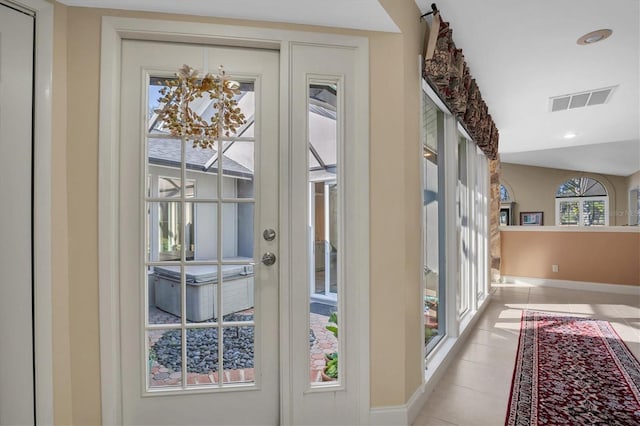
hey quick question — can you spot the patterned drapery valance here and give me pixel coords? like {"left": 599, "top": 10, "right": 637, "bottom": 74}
{"left": 423, "top": 12, "right": 499, "bottom": 160}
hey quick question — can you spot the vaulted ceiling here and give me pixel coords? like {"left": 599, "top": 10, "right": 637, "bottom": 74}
{"left": 416, "top": 0, "right": 639, "bottom": 176}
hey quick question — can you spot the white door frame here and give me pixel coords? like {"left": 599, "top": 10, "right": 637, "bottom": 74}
{"left": 98, "top": 17, "right": 369, "bottom": 425}
{"left": 1, "top": 0, "right": 54, "bottom": 424}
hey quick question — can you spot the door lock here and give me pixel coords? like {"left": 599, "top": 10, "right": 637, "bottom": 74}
{"left": 261, "top": 252, "right": 277, "bottom": 266}
{"left": 263, "top": 228, "right": 276, "bottom": 241}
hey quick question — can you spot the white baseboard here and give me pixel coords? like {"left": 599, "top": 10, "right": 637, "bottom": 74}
{"left": 369, "top": 383, "right": 426, "bottom": 426}
{"left": 500, "top": 276, "right": 640, "bottom": 295}
{"left": 369, "top": 295, "right": 493, "bottom": 425}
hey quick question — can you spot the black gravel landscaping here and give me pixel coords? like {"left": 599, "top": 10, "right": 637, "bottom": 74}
{"left": 151, "top": 313, "right": 254, "bottom": 374}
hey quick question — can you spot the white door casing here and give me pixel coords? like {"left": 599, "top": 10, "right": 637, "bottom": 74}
{"left": 99, "top": 17, "right": 369, "bottom": 425}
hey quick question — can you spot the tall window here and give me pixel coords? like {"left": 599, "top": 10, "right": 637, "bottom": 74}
{"left": 457, "top": 137, "right": 489, "bottom": 318}
{"left": 555, "top": 177, "right": 609, "bottom": 226}
{"left": 307, "top": 82, "right": 342, "bottom": 385}
{"left": 422, "top": 92, "right": 446, "bottom": 353}
{"left": 421, "top": 83, "right": 490, "bottom": 367}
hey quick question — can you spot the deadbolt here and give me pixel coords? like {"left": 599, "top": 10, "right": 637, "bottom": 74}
{"left": 261, "top": 252, "right": 277, "bottom": 266}
{"left": 263, "top": 228, "right": 276, "bottom": 241}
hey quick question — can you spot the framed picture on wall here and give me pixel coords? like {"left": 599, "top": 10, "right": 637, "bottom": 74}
{"left": 520, "top": 211, "right": 543, "bottom": 226}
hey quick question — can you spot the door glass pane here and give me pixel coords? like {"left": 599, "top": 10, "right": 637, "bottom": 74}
{"left": 222, "top": 203, "right": 254, "bottom": 261}
{"left": 149, "top": 265, "right": 182, "bottom": 324}
{"left": 222, "top": 326, "right": 255, "bottom": 384}
{"left": 147, "top": 201, "right": 183, "bottom": 262}
{"left": 308, "top": 83, "right": 340, "bottom": 385}
{"left": 221, "top": 265, "right": 254, "bottom": 320}
{"left": 148, "top": 329, "right": 182, "bottom": 389}
{"left": 187, "top": 202, "right": 217, "bottom": 262}
{"left": 186, "top": 328, "right": 218, "bottom": 386}
{"left": 145, "top": 75, "right": 258, "bottom": 391}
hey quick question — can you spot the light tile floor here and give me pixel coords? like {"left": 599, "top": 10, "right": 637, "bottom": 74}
{"left": 413, "top": 284, "right": 640, "bottom": 426}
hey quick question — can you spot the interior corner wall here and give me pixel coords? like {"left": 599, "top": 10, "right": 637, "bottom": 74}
{"left": 65, "top": 6, "right": 103, "bottom": 425}
{"left": 59, "top": 2, "right": 427, "bottom": 422}
{"left": 372, "top": 0, "right": 425, "bottom": 407}
{"left": 51, "top": 1, "right": 73, "bottom": 424}
{"left": 501, "top": 162, "right": 630, "bottom": 226}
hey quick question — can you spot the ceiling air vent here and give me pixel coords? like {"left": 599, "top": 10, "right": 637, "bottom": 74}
{"left": 550, "top": 86, "right": 616, "bottom": 112}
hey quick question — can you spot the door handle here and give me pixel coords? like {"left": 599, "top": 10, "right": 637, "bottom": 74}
{"left": 261, "top": 252, "right": 277, "bottom": 266}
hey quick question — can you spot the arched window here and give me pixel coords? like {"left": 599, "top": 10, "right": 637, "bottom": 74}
{"left": 555, "top": 177, "right": 609, "bottom": 226}
{"left": 500, "top": 184, "right": 510, "bottom": 202}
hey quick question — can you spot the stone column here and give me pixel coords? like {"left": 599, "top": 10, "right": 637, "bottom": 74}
{"left": 489, "top": 156, "right": 501, "bottom": 283}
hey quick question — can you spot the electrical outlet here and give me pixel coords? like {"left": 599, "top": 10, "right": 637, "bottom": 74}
{"left": 552, "top": 264, "right": 559, "bottom": 273}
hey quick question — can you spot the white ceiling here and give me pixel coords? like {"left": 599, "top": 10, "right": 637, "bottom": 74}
{"left": 416, "top": 0, "right": 639, "bottom": 176}
{"left": 61, "top": 0, "right": 639, "bottom": 176}
{"left": 57, "top": 0, "right": 400, "bottom": 32}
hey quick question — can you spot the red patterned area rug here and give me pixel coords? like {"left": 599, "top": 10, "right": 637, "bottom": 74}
{"left": 506, "top": 311, "right": 640, "bottom": 426}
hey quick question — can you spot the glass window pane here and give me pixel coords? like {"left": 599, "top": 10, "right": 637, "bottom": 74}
{"left": 308, "top": 83, "right": 340, "bottom": 386}
{"left": 457, "top": 137, "right": 470, "bottom": 317}
{"left": 500, "top": 184, "right": 510, "bottom": 202}
{"left": 583, "top": 200, "right": 606, "bottom": 226}
{"left": 559, "top": 201, "right": 579, "bottom": 225}
{"left": 424, "top": 152, "right": 440, "bottom": 348}
{"left": 556, "top": 177, "right": 607, "bottom": 197}
{"left": 422, "top": 93, "right": 445, "bottom": 354}
{"left": 422, "top": 91, "right": 438, "bottom": 152}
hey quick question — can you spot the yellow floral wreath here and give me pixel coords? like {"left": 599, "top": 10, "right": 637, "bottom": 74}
{"left": 157, "top": 64, "right": 247, "bottom": 149}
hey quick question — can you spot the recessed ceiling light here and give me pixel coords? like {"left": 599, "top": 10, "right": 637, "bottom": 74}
{"left": 577, "top": 29, "right": 612, "bottom": 45}
{"left": 563, "top": 132, "right": 577, "bottom": 139}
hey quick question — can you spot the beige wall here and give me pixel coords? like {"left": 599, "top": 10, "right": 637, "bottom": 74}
{"left": 501, "top": 163, "right": 630, "bottom": 226}
{"left": 52, "top": 1, "right": 426, "bottom": 423}
{"left": 52, "top": 2, "right": 73, "bottom": 424}
{"left": 501, "top": 230, "right": 640, "bottom": 285}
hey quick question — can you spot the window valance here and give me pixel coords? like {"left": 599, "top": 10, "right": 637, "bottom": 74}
{"left": 423, "top": 12, "right": 499, "bottom": 160}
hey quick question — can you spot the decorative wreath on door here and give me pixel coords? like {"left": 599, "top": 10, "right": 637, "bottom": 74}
{"left": 157, "top": 64, "right": 247, "bottom": 149}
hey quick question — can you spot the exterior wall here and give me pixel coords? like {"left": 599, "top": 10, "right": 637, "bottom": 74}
{"left": 54, "top": 1, "right": 426, "bottom": 423}
{"left": 501, "top": 228, "right": 640, "bottom": 286}
{"left": 501, "top": 162, "right": 630, "bottom": 226}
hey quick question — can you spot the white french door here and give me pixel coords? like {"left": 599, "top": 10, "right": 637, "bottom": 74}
{"left": 0, "top": 3, "right": 35, "bottom": 425}
{"left": 119, "top": 40, "right": 279, "bottom": 424}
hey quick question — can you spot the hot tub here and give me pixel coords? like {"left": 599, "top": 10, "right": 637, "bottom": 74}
{"left": 151, "top": 259, "right": 254, "bottom": 322}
